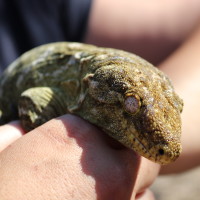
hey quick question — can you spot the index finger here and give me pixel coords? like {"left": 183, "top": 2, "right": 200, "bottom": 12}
{"left": 0, "top": 121, "right": 25, "bottom": 152}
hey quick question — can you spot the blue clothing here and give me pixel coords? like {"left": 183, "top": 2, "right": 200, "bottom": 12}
{"left": 0, "top": 0, "right": 92, "bottom": 73}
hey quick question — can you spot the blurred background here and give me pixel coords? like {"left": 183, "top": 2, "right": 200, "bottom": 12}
{"left": 151, "top": 166, "right": 200, "bottom": 200}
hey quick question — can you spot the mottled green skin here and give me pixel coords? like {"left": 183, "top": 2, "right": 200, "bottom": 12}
{"left": 0, "top": 42, "right": 183, "bottom": 164}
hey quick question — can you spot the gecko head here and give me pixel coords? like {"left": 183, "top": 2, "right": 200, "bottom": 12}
{"left": 86, "top": 59, "right": 183, "bottom": 164}
{"left": 122, "top": 90, "right": 183, "bottom": 165}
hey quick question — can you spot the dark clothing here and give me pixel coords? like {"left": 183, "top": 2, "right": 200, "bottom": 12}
{"left": 0, "top": 0, "right": 92, "bottom": 73}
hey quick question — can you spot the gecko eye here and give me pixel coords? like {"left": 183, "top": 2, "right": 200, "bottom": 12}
{"left": 124, "top": 94, "right": 141, "bottom": 114}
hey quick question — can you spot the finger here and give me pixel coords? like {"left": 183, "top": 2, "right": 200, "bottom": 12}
{"left": 56, "top": 114, "right": 160, "bottom": 199}
{"left": 133, "top": 157, "right": 160, "bottom": 198}
{"left": 0, "top": 115, "right": 103, "bottom": 199}
{"left": 55, "top": 114, "right": 142, "bottom": 199}
{"left": 0, "top": 114, "right": 146, "bottom": 200}
{"left": 0, "top": 121, "right": 24, "bottom": 152}
{"left": 58, "top": 115, "right": 160, "bottom": 199}
{"left": 135, "top": 189, "right": 155, "bottom": 200}
{"left": 0, "top": 115, "right": 159, "bottom": 199}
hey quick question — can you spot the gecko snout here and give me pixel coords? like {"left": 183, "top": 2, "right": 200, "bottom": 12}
{"left": 149, "top": 143, "right": 182, "bottom": 165}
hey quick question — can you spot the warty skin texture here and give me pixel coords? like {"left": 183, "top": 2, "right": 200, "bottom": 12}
{"left": 0, "top": 42, "right": 183, "bottom": 164}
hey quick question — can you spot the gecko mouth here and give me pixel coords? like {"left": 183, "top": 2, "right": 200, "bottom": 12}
{"left": 129, "top": 133, "right": 181, "bottom": 165}
{"left": 129, "top": 135, "right": 153, "bottom": 161}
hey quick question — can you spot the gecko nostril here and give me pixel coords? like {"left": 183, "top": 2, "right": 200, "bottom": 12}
{"left": 158, "top": 148, "right": 165, "bottom": 155}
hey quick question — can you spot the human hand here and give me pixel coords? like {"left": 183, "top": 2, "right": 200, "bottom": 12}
{"left": 0, "top": 115, "right": 159, "bottom": 200}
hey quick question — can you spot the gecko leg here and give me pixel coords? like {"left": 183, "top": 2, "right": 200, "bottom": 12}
{"left": 18, "top": 87, "right": 67, "bottom": 132}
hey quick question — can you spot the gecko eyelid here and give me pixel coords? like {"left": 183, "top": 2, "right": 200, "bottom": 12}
{"left": 124, "top": 94, "right": 141, "bottom": 114}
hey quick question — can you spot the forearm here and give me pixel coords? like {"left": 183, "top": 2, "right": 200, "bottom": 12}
{"left": 159, "top": 25, "right": 200, "bottom": 174}
{"left": 85, "top": 0, "right": 200, "bottom": 64}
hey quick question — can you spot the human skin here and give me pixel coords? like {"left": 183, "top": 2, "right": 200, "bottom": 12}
{"left": 85, "top": 0, "right": 200, "bottom": 65}
{"left": 0, "top": 115, "right": 159, "bottom": 200}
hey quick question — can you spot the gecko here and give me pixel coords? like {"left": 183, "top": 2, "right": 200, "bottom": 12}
{"left": 0, "top": 42, "right": 183, "bottom": 164}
